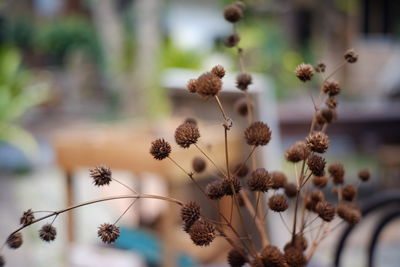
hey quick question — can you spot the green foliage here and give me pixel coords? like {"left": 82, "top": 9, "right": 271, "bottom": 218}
{"left": 160, "top": 38, "right": 203, "bottom": 70}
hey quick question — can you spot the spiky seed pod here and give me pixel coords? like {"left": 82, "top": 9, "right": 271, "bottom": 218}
{"left": 234, "top": 97, "right": 252, "bottom": 117}
{"left": 326, "top": 97, "right": 338, "bottom": 109}
{"left": 248, "top": 168, "right": 270, "bottom": 192}
{"left": 222, "top": 177, "right": 241, "bottom": 195}
{"left": 284, "top": 235, "right": 308, "bottom": 252}
{"left": 342, "top": 184, "right": 357, "bottom": 201}
{"left": 20, "top": 209, "right": 35, "bottom": 226}
{"left": 224, "top": 33, "right": 240, "bottom": 47}
{"left": 211, "top": 65, "right": 226, "bottom": 79}
{"left": 260, "top": 245, "right": 286, "bottom": 267}
{"left": 206, "top": 181, "right": 225, "bottom": 200}
{"left": 323, "top": 80, "right": 341, "bottom": 96}
{"left": 284, "top": 182, "right": 298, "bottom": 198}
{"left": 344, "top": 49, "right": 358, "bottom": 63}
{"left": 150, "top": 139, "right": 171, "bottom": 160}
{"left": 244, "top": 121, "right": 271, "bottom": 146}
{"left": 236, "top": 73, "right": 252, "bottom": 91}
{"left": 97, "top": 223, "right": 120, "bottom": 244}
{"left": 315, "top": 62, "right": 326, "bottom": 73}
{"left": 284, "top": 247, "right": 307, "bottom": 267}
{"left": 312, "top": 175, "right": 328, "bottom": 188}
{"left": 306, "top": 191, "right": 325, "bottom": 212}
{"left": 328, "top": 163, "right": 345, "bottom": 185}
{"left": 6, "top": 232, "right": 23, "bottom": 249}
{"left": 192, "top": 157, "right": 206, "bottom": 173}
{"left": 306, "top": 132, "right": 329, "bottom": 153}
{"left": 285, "top": 141, "right": 310, "bottom": 163}
{"left": 89, "top": 165, "right": 112, "bottom": 186}
{"left": 233, "top": 163, "right": 249, "bottom": 178}
{"left": 337, "top": 204, "right": 361, "bottom": 225}
{"left": 0, "top": 255, "right": 4, "bottom": 267}
{"left": 175, "top": 122, "right": 200, "bottom": 148}
{"left": 39, "top": 224, "right": 57, "bottom": 242}
{"left": 184, "top": 117, "right": 197, "bottom": 125}
{"left": 196, "top": 72, "right": 222, "bottom": 98}
{"left": 307, "top": 154, "right": 326, "bottom": 177}
{"left": 316, "top": 201, "right": 335, "bottom": 222}
{"left": 187, "top": 79, "right": 197, "bottom": 93}
{"left": 270, "top": 171, "right": 287, "bottom": 189}
{"left": 227, "top": 249, "right": 247, "bottom": 267}
{"left": 322, "top": 108, "right": 336, "bottom": 123}
{"left": 295, "top": 63, "right": 314, "bottom": 82}
{"left": 358, "top": 168, "right": 370, "bottom": 182}
{"left": 188, "top": 220, "right": 216, "bottom": 246}
{"left": 224, "top": 4, "right": 243, "bottom": 23}
{"left": 269, "top": 194, "right": 289, "bottom": 212}
{"left": 181, "top": 201, "right": 201, "bottom": 230}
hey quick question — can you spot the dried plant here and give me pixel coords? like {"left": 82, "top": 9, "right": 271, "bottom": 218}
{"left": 0, "top": 2, "right": 371, "bottom": 267}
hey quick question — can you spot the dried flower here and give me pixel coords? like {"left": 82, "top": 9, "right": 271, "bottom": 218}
{"left": 306, "top": 190, "right": 325, "bottom": 212}
{"left": 236, "top": 73, "right": 252, "bottom": 91}
{"left": 285, "top": 141, "right": 310, "bottom": 163}
{"left": 323, "top": 80, "right": 340, "bottom": 96}
{"left": 248, "top": 168, "right": 270, "bottom": 192}
{"left": 187, "top": 79, "right": 197, "bottom": 93}
{"left": 269, "top": 194, "right": 288, "bottom": 212}
{"left": 181, "top": 201, "right": 201, "bottom": 230}
{"left": 342, "top": 184, "right": 357, "bottom": 201}
{"left": 233, "top": 163, "right": 249, "bottom": 178}
{"left": 337, "top": 204, "right": 361, "bottom": 225}
{"left": 196, "top": 72, "right": 222, "bottom": 98}
{"left": 307, "top": 154, "right": 326, "bottom": 177}
{"left": 20, "top": 209, "right": 35, "bottom": 226}
{"left": 295, "top": 63, "right": 314, "bottom": 82}
{"left": 150, "top": 138, "right": 171, "bottom": 160}
{"left": 328, "top": 163, "right": 345, "bottom": 185}
{"left": 316, "top": 201, "right": 335, "bottom": 222}
{"left": 344, "top": 49, "right": 358, "bottom": 63}
{"left": 312, "top": 175, "right": 328, "bottom": 188}
{"left": 270, "top": 171, "right": 287, "bottom": 189}
{"left": 98, "top": 223, "right": 120, "bottom": 244}
{"left": 260, "top": 245, "right": 286, "bottom": 267}
{"left": 227, "top": 249, "right": 247, "bottom": 267}
{"left": 6, "top": 232, "right": 23, "bottom": 249}
{"left": 315, "top": 62, "right": 326, "bottom": 73}
{"left": 175, "top": 122, "right": 200, "bottom": 148}
{"left": 284, "top": 247, "right": 307, "bottom": 267}
{"left": 39, "top": 224, "right": 57, "bottom": 242}
{"left": 206, "top": 181, "right": 225, "bottom": 200}
{"left": 235, "top": 97, "right": 251, "bottom": 117}
{"left": 306, "top": 132, "right": 329, "bottom": 153}
{"left": 90, "top": 165, "right": 112, "bottom": 186}
{"left": 244, "top": 121, "right": 271, "bottom": 146}
{"left": 284, "top": 182, "right": 298, "bottom": 198}
{"left": 188, "top": 220, "right": 216, "bottom": 246}
{"left": 211, "top": 65, "right": 226, "bottom": 79}
{"left": 224, "top": 4, "right": 243, "bottom": 23}
{"left": 222, "top": 177, "right": 242, "bottom": 196}
{"left": 224, "top": 33, "right": 240, "bottom": 47}
{"left": 326, "top": 97, "right": 338, "bottom": 109}
{"left": 284, "top": 235, "right": 308, "bottom": 252}
{"left": 192, "top": 157, "right": 206, "bottom": 173}
{"left": 358, "top": 168, "right": 370, "bottom": 182}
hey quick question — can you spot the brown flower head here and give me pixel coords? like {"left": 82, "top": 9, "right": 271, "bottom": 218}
{"left": 269, "top": 194, "right": 289, "bottom": 212}
{"left": 187, "top": 79, "right": 197, "bottom": 93}
{"left": 244, "top": 121, "right": 271, "bottom": 146}
{"left": 315, "top": 62, "right": 326, "bottom": 73}
{"left": 326, "top": 97, "right": 338, "bottom": 109}
{"left": 358, "top": 168, "right": 370, "bottom": 182}
{"left": 227, "top": 249, "right": 247, "bottom": 267}
{"left": 196, "top": 72, "right": 222, "bottom": 98}
{"left": 342, "top": 184, "right": 357, "bottom": 201}
{"left": 285, "top": 141, "right": 310, "bottom": 163}
{"left": 306, "top": 190, "right": 325, "bottom": 212}
{"left": 270, "top": 171, "right": 287, "bottom": 189}
{"left": 150, "top": 138, "right": 171, "bottom": 160}
{"left": 260, "top": 245, "right": 286, "bottom": 267}
{"left": 211, "top": 65, "right": 226, "bottom": 79}
{"left": 235, "top": 97, "right": 252, "bottom": 117}
{"left": 295, "top": 63, "right": 314, "bottom": 82}
{"left": 344, "top": 49, "right": 358, "bottom": 63}
{"left": 284, "top": 235, "right": 308, "bottom": 252}
{"left": 316, "top": 108, "right": 336, "bottom": 125}
{"left": 224, "top": 33, "right": 240, "bottom": 47}
{"left": 236, "top": 73, "right": 252, "bottom": 91}
{"left": 7, "top": 232, "right": 23, "bottom": 249}
{"left": 307, "top": 154, "right": 326, "bottom": 177}
{"left": 98, "top": 223, "right": 120, "bottom": 244}
{"left": 175, "top": 122, "right": 200, "bottom": 148}
{"left": 337, "top": 204, "right": 361, "bottom": 225}
{"left": 192, "top": 157, "right": 206, "bottom": 173}
{"left": 181, "top": 201, "right": 201, "bottom": 230}
{"left": 316, "top": 201, "right": 335, "bottom": 222}
{"left": 224, "top": 4, "right": 243, "bottom": 23}
{"left": 248, "top": 168, "right": 270, "bottom": 192}
{"left": 233, "top": 163, "right": 249, "bottom": 178}
{"left": 0, "top": 255, "right": 4, "bottom": 267}
{"left": 222, "top": 176, "right": 242, "bottom": 196}
{"left": 90, "top": 165, "right": 112, "bottom": 186}
{"left": 284, "top": 247, "right": 307, "bottom": 267}
{"left": 39, "top": 224, "right": 57, "bottom": 242}
{"left": 284, "top": 182, "right": 298, "bottom": 198}
{"left": 206, "top": 181, "right": 225, "bottom": 200}
{"left": 312, "top": 175, "right": 328, "bottom": 188}
{"left": 328, "top": 163, "right": 345, "bottom": 185}
{"left": 323, "top": 80, "right": 341, "bottom": 96}
{"left": 20, "top": 209, "right": 35, "bottom": 226}
{"left": 306, "top": 132, "right": 329, "bottom": 153}
{"left": 188, "top": 220, "right": 216, "bottom": 246}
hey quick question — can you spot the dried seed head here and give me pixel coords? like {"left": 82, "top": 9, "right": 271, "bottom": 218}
{"left": 260, "top": 245, "right": 286, "bottom": 267}
{"left": 284, "top": 235, "right": 308, "bottom": 252}
{"left": 222, "top": 176, "right": 242, "bottom": 196}
{"left": 306, "top": 132, "right": 329, "bottom": 153}
{"left": 312, "top": 175, "right": 328, "bottom": 188}
{"left": 181, "top": 201, "right": 201, "bottom": 230}
{"left": 328, "top": 163, "right": 345, "bottom": 185}
{"left": 270, "top": 171, "right": 287, "bottom": 189}
{"left": 244, "top": 121, "right": 271, "bottom": 146}
{"left": 284, "top": 247, "right": 307, "bottom": 267}
{"left": 295, "top": 63, "right": 314, "bottom": 82}
{"left": 184, "top": 117, "right": 197, "bottom": 125}
{"left": 175, "top": 122, "right": 200, "bottom": 148}
{"left": 315, "top": 62, "right": 326, "bottom": 73}
{"left": 211, "top": 65, "right": 226, "bottom": 79}
{"left": 39, "top": 224, "right": 57, "bottom": 242}
{"left": 268, "top": 194, "right": 289, "bottom": 212}
{"left": 236, "top": 73, "right": 252, "bottom": 91}
{"left": 97, "top": 223, "right": 120, "bottom": 244}
{"left": 150, "top": 138, "right": 171, "bottom": 160}
{"left": 206, "top": 181, "right": 225, "bottom": 200}
{"left": 307, "top": 154, "right": 326, "bottom": 177}
{"left": 323, "top": 80, "right": 341, "bottom": 96}
{"left": 235, "top": 97, "right": 252, "bottom": 117}
{"left": 188, "top": 220, "right": 216, "bottom": 246}
{"left": 227, "top": 249, "right": 247, "bottom": 267}
{"left": 337, "top": 204, "right": 361, "bottom": 225}
{"left": 342, "top": 184, "right": 357, "bottom": 201}
{"left": 316, "top": 108, "right": 336, "bottom": 125}
{"left": 358, "top": 168, "right": 370, "bottom": 182}
{"left": 90, "top": 165, "right": 112, "bottom": 186}
{"left": 248, "top": 168, "right": 270, "bottom": 192}
{"left": 20, "top": 209, "right": 35, "bottom": 226}
{"left": 326, "top": 97, "right": 338, "bottom": 109}
{"left": 284, "top": 182, "right": 298, "bottom": 198}
{"left": 187, "top": 79, "right": 197, "bottom": 93}
{"left": 316, "top": 201, "right": 335, "bottom": 222}
{"left": 285, "top": 141, "right": 310, "bottom": 163}
{"left": 0, "top": 255, "right": 4, "bottom": 267}
{"left": 344, "top": 49, "right": 358, "bottom": 63}
{"left": 196, "top": 72, "right": 222, "bottom": 98}
{"left": 224, "top": 4, "right": 243, "bottom": 23}
{"left": 192, "top": 157, "right": 206, "bottom": 173}
{"left": 233, "top": 163, "right": 249, "bottom": 178}
{"left": 7, "top": 232, "right": 23, "bottom": 249}
{"left": 306, "top": 190, "right": 325, "bottom": 212}
{"left": 224, "top": 33, "right": 240, "bottom": 47}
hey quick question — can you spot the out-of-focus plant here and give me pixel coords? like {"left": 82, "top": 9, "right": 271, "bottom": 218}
{"left": 0, "top": 46, "right": 47, "bottom": 155}
{"left": 161, "top": 38, "right": 203, "bottom": 70}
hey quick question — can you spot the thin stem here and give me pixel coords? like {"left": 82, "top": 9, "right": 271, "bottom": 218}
{"left": 233, "top": 146, "right": 257, "bottom": 176}
{"left": 279, "top": 213, "right": 291, "bottom": 234}
{"left": 114, "top": 199, "right": 138, "bottom": 225}
{"left": 214, "top": 95, "right": 231, "bottom": 128}
{"left": 194, "top": 144, "right": 227, "bottom": 177}
{"left": 112, "top": 178, "right": 138, "bottom": 194}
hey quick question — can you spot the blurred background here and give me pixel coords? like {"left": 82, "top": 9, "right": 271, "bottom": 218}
{"left": 0, "top": 0, "right": 400, "bottom": 266}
